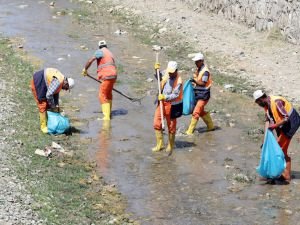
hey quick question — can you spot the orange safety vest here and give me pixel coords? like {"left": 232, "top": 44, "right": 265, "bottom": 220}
{"left": 265, "top": 96, "right": 293, "bottom": 123}
{"left": 97, "top": 47, "right": 117, "bottom": 80}
{"left": 193, "top": 65, "right": 212, "bottom": 89}
{"left": 161, "top": 73, "right": 183, "bottom": 104}
{"left": 44, "top": 68, "right": 65, "bottom": 94}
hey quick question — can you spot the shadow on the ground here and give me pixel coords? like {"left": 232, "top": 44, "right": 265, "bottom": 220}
{"left": 175, "top": 140, "right": 197, "bottom": 149}
{"left": 196, "top": 126, "right": 222, "bottom": 134}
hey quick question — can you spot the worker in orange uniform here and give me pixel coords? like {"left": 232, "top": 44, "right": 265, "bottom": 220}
{"left": 82, "top": 40, "right": 117, "bottom": 120}
{"left": 31, "top": 68, "right": 75, "bottom": 133}
{"left": 152, "top": 61, "right": 183, "bottom": 155}
{"left": 186, "top": 52, "right": 214, "bottom": 134}
{"left": 253, "top": 90, "right": 300, "bottom": 182}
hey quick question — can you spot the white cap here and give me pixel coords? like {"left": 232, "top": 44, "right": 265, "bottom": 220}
{"left": 192, "top": 52, "right": 204, "bottom": 61}
{"left": 253, "top": 90, "right": 264, "bottom": 101}
{"left": 98, "top": 40, "right": 107, "bottom": 47}
{"left": 166, "top": 61, "right": 178, "bottom": 73}
{"left": 67, "top": 78, "right": 75, "bottom": 89}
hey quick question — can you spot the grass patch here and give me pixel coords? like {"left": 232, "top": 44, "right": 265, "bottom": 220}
{"left": 0, "top": 37, "right": 134, "bottom": 225}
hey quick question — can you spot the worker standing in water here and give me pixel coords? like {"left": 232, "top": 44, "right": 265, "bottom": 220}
{"left": 152, "top": 61, "right": 183, "bottom": 155}
{"left": 185, "top": 52, "right": 214, "bottom": 134}
{"left": 253, "top": 90, "right": 300, "bottom": 183}
{"left": 82, "top": 40, "right": 117, "bottom": 120}
{"left": 30, "top": 68, "right": 74, "bottom": 133}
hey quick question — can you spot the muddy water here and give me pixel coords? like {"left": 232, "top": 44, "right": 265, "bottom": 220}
{"left": 1, "top": 1, "right": 300, "bottom": 224}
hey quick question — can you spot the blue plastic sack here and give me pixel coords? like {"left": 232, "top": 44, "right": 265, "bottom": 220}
{"left": 47, "top": 111, "right": 70, "bottom": 134}
{"left": 182, "top": 80, "right": 195, "bottom": 115}
{"left": 256, "top": 130, "right": 286, "bottom": 178}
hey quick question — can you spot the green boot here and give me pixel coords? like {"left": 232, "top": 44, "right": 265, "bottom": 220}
{"left": 152, "top": 130, "right": 164, "bottom": 152}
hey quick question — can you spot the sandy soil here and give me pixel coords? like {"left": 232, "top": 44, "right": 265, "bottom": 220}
{"left": 108, "top": 0, "right": 300, "bottom": 103}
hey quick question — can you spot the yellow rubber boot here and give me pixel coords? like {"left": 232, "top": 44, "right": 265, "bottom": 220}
{"left": 39, "top": 112, "right": 48, "bottom": 133}
{"left": 166, "top": 133, "right": 175, "bottom": 155}
{"left": 152, "top": 130, "right": 164, "bottom": 152}
{"left": 100, "top": 103, "right": 111, "bottom": 121}
{"left": 108, "top": 100, "right": 112, "bottom": 111}
{"left": 185, "top": 117, "right": 198, "bottom": 135}
{"left": 202, "top": 113, "right": 214, "bottom": 131}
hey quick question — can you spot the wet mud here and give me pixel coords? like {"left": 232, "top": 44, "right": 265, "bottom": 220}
{"left": 1, "top": 1, "right": 300, "bottom": 224}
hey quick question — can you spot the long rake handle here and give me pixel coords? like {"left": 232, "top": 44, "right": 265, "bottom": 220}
{"left": 86, "top": 74, "right": 139, "bottom": 102}
{"left": 155, "top": 53, "right": 165, "bottom": 130}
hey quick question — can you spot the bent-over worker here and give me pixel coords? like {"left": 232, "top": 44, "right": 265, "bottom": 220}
{"left": 31, "top": 68, "right": 74, "bottom": 133}
{"left": 152, "top": 61, "right": 183, "bottom": 155}
{"left": 82, "top": 40, "right": 117, "bottom": 120}
{"left": 253, "top": 90, "right": 300, "bottom": 182}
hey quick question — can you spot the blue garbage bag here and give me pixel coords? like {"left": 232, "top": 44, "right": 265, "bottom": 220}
{"left": 182, "top": 80, "right": 195, "bottom": 115}
{"left": 47, "top": 111, "right": 70, "bottom": 134}
{"left": 256, "top": 130, "right": 286, "bottom": 178}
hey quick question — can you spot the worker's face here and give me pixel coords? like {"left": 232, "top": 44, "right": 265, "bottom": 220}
{"left": 169, "top": 70, "right": 177, "bottom": 79}
{"left": 62, "top": 80, "right": 69, "bottom": 90}
{"left": 255, "top": 98, "right": 267, "bottom": 108}
{"left": 195, "top": 60, "right": 203, "bottom": 68}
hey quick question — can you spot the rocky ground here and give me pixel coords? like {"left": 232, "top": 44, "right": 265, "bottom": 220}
{"left": 0, "top": 75, "right": 41, "bottom": 224}
{"left": 103, "top": 0, "right": 300, "bottom": 103}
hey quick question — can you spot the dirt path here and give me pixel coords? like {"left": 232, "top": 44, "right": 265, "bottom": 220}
{"left": 107, "top": 0, "right": 300, "bottom": 103}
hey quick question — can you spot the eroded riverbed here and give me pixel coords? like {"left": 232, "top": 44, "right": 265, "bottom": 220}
{"left": 1, "top": 1, "right": 300, "bottom": 224}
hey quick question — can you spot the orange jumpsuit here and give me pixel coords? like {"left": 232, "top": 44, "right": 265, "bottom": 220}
{"left": 153, "top": 74, "right": 183, "bottom": 134}
{"left": 192, "top": 65, "right": 212, "bottom": 120}
{"left": 96, "top": 47, "right": 117, "bottom": 104}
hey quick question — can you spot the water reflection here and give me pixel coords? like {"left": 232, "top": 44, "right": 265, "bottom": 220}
{"left": 95, "top": 120, "right": 111, "bottom": 175}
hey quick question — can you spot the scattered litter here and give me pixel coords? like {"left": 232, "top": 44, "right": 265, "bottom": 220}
{"left": 35, "top": 148, "right": 52, "bottom": 157}
{"left": 49, "top": 1, "right": 55, "bottom": 7}
{"left": 57, "top": 162, "right": 66, "bottom": 168}
{"left": 52, "top": 141, "right": 62, "bottom": 149}
{"left": 114, "top": 29, "right": 127, "bottom": 35}
{"left": 233, "top": 173, "right": 252, "bottom": 183}
{"left": 86, "top": 0, "right": 93, "bottom": 3}
{"left": 146, "top": 78, "right": 153, "bottom": 82}
{"left": 80, "top": 45, "right": 88, "bottom": 50}
{"left": 284, "top": 209, "right": 293, "bottom": 215}
{"left": 17, "top": 44, "right": 23, "bottom": 49}
{"left": 152, "top": 45, "right": 163, "bottom": 51}
{"left": 57, "top": 57, "right": 65, "bottom": 61}
{"left": 225, "top": 165, "right": 232, "bottom": 169}
{"left": 119, "top": 138, "right": 129, "bottom": 141}
{"left": 224, "top": 84, "right": 235, "bottom": 89}
{"left": 132, "top": 56, "right": 140, "bottom": 59}
{"left": 18, "top": 5, "right": 28, "bottom": 9}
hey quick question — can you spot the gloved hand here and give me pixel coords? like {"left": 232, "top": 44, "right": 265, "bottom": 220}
{"left": 268, "top": 124, "right": 277, "bottom": 130}
{"left": 81, "top": 68, "right": 88, "bottom": 76}
{"left": 154, "top": 62, "right": 160, "bottom": 70}
{"left": 158, "top": 94, "right": 166, "bottom": 101}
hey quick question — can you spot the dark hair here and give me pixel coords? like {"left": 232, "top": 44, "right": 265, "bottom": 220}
{"left": 99, "top": 45, "right": 107, "bottom": 49}
{"left": 261, "top": 93, "right": 267, "bottom": 99}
